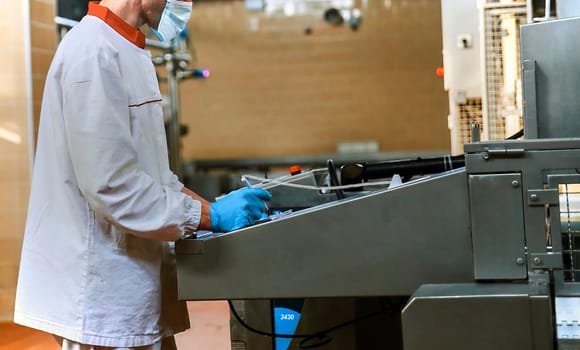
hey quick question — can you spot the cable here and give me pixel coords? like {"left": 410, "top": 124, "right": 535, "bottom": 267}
{"left": 228, "top": 300, "right": 308, "bottom": 338}
{"left": 228, "top": 299, "right": 389, "bottom": 349}
{"left": 297, "top": 301, "right": 387, "bottom": 349}
{"left": 506, "top": 128, "right": 524, "bottom": 140}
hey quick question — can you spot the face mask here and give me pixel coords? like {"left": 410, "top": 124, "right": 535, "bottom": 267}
{"left": 151, "top": 0, "right": 192, "bottom": 42}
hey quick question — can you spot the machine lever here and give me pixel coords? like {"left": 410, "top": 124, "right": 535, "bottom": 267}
{"left": 340, "top": 155, "right": 465, "bottom": 189}
{"left": 327, "top": 159, "right": 345, "bottom": 200}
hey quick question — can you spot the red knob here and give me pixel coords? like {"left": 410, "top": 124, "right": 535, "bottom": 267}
{"left": 289, "top": 165, "right": 302, "bottom": 175}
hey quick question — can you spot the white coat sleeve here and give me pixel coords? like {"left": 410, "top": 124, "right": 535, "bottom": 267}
{"left": 167, "top": 171, "right": 184, "bottom": 192}
{"left": 62, "top": 49, "right": 199, "bottom": 241}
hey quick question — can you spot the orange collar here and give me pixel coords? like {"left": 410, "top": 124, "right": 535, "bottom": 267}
{"left": 87, "top": 2, "right": 146, "bottom": 49}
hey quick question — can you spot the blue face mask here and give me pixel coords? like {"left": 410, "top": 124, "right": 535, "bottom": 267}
{"left": 151, "top": 0, "right": 192, "bottom": 42}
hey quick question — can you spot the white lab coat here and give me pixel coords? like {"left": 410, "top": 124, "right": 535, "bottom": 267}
{"left": 14, "top": 5, "right": 199, "bottom": 347}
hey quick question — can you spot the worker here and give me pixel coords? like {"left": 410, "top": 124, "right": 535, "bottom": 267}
{"left": 13, "top": 1, "right": 271, "bottom": 349}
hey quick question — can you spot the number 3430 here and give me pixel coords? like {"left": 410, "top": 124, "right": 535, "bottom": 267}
{"left": 279, "top": 313, "right": 296, "bottom": 321}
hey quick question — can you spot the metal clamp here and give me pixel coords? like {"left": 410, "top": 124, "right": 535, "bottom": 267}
{"left": 530, "top": 252, "right": 563, "bottom": 269}
{"left": 527, "top": 189, "right": 559, "bottom": 206}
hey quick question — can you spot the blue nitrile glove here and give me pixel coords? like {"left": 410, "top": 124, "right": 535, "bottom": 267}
{"left": 209, "top": 187, "right": 272, "bottom": 232}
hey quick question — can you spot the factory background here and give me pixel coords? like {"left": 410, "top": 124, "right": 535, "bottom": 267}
{"left": 0, "top": 0, "right": 448, "bottom": 324}
{"left": 4, "top": 0, "right": 568, "bottom": 349}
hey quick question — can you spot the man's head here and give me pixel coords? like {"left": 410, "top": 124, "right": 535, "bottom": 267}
{"left": 142, "top": 0, "right": 168, "bottom": 29}
{"left": 99, "top": 0, "right": 192, "bottom": 41}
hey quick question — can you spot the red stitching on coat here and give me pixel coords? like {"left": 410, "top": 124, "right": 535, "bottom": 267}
{"left": 129, "top": 99, "right": 162, "bottom": 107}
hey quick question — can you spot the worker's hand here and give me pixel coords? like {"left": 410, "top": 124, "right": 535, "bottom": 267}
{"left": 209, "top": 187, "right": 272, "bottom": 232}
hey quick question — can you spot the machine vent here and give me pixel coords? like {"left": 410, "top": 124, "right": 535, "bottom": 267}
{"left": 231, "top": 342, "right": 247, "bottom": 350}
{"left": 230, "top": 300, "right": 246, "bottom": 320}
{"left": 482, "top": 3, "right": 527, "bottom": 140}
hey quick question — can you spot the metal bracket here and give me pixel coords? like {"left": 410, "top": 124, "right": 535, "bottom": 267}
{"left": 523, "top": 60, "right": 538, "bottom": 139}
{"left": 530, "top": 252, "right": 563, "bottom": 269}
{"left": 527, "top": 189, "right": 559, "bottom": 206}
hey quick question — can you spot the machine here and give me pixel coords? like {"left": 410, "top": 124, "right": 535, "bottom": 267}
{"left": 175, "top": 16, "right": 580, "bottom": 350}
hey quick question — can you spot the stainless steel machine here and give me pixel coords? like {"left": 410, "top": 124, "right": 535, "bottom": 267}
{"left": 175, "top": 17, "right": 580, "bottom": 350}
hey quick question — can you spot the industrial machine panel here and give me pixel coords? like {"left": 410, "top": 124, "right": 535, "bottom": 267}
{"left": 402, "top": 283, "right": 552, "bottom": 350}
{"left": 521, "top": 17, "right": 580, "bottom": 139}
{"left": 176, "top": 170, "right": 474, "bottom": 300}
{"left": 469, "top": 173, "right": 527, "bottom": 280}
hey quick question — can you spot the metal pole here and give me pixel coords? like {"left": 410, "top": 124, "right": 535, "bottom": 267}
{"left": 165, "top": 52, "right": 183, "bottom": 179}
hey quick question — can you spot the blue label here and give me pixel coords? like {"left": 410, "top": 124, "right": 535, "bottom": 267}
{"left": 274, "top": 306, "right": 302, "bottom": 350}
